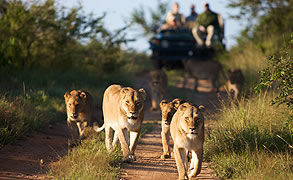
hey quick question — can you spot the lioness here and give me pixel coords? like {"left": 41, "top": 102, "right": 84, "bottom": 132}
{"left": 64, "top": 90, "right": 93, "bottom": 146}
{"left": 227, "top": 69, "right": 244, "bottom": 99}
{"left": 103, "top": 84, "right": 146, "bottom": 163}
{"left": 170, "top": 102, "right": 205, "bottom": 180}
{"left": 150, "top": 69, "right": 168, "bottom": 111}
{"left": 183, "top": 60, "right": 226, "bottom": 92}
{"left": 160, "top": 98, "right": 184, "bottom": 160}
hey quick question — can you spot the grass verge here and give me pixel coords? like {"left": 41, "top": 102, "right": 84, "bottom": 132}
{"left": 48, "top": 129, "right": 121, "bottom": 180}
{"left": 205, "top": 92, "right": 293, "bottom": 179}
{"left": 48, "top": 121, "right": 154, "bottom": 179}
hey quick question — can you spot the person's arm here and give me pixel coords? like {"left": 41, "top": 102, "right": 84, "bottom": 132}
{"left": 217, "top": 14, "right": 224, "bottom": 29}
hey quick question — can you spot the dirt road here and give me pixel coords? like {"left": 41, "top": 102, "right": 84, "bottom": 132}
{"left": 0, "top": 122, "right": 69, "bottom": 179}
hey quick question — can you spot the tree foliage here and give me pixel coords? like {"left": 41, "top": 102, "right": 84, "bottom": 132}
{"left": 130, "top": 0, "right": 169, "bottom": 36}
{"left": 228, "top": 0, "right": 291, "bottom": 19}
{"left": 0, "top": 0, "right": 131, "bottom": 71}
{"left": 255, "top": 34, "right": 293, "bottom": 109}
{"left": 228, "top": 0, "right": 293, "bottom": 54}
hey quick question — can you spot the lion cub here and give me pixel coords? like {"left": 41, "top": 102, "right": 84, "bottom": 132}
{"left": 170, "top": 102, "right": 205, "bottom": 180}
{"left": 103, "top": 84, "right": 146, "bottom": 163}
{"left": 150, "top": 69, "right": 168, "bottom": 111}
{"left": 64, "top": 90, "right": 93, "bottom": 146}
{"left": 159, "top": 98, "right": 184, "bottom": 160}
{"left": 227, "top": 69, "right": 244, "bottom": 99}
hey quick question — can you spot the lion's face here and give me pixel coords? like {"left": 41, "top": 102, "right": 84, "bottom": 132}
{"left": 120, "top": 87, "right": 146, "bottom": 122}
{"left": 64, "top": 90, "right": 87, "bottom": 121}
{"left": 160, "top": 98, "right": 184, "bottom": 125}
{"left": 150, "top": 70, "right": 164, "bottom": 90}
{"left": 178, "top": 103, "right": 205, "bottom": 137}
{"left": 160, "top": 101, "right": 176, "bottom": 125}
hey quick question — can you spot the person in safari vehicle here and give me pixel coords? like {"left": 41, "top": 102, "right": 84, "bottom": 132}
{"left": 161, "top": 2, "right": 185, "bottom": 30}
{"left": 192, "top": 2, "right": 223, "bottom": 47}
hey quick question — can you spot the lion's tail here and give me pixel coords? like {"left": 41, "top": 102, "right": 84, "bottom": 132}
{"left": 93, "top": 122, "right": 104, "bottom": 133}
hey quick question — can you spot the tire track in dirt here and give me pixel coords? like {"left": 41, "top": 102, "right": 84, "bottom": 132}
{"left": 119, "top": 72, "right": 220, "bottom": 180}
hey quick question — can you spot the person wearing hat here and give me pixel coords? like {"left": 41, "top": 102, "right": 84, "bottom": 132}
{"left": 192, "top": 3, "right": 221, "bottom": 47}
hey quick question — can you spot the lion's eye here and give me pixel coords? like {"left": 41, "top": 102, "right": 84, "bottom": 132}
{"left": 68, "top": 103, "right": 71, "bottom": 107}
{"left": 185, "top": 117, "right": 189, "bottom": 121}
{"left": 126, "top": 101, "right": 130, "bottom": 105}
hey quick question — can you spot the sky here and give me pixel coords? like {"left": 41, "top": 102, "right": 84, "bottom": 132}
{"left": 60, "top": 0, "right": 246, "bottom": 52}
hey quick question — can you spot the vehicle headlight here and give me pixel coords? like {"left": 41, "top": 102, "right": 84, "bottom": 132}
{"left": 188, "top": 50, "right": 193, "bottom": 56}
{"left": 161, "top": 40, "right": 169, "bottom": 48}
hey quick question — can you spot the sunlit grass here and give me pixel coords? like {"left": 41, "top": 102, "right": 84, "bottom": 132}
{"left": 48, "top": 122, "right": 154, "bottom": 179}
{"left": 205, "top": 92, "right": 293, "bottom": 179}
{"left": 48, "top": 129, "right": 122, "bottom": 180}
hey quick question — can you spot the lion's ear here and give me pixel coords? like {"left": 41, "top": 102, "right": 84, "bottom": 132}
{"left": 172, "top": 98, "right": 183, "bottom": 110}
{"left": 120, "top": 87, "right": 129, "bottom": 97}
{"left": 198, "top": 105, "right": 205, "bottom": 112}
{"left": 121, "top": 88, "right": 129, "bottom": 94}
{"left": 64, "top": 91, "right": 70, "bottom": 101}
{"left": 79, "top": 91, "right": 88, "bottom": 103}
{"left": 160, "top": 100, "right": 167, "bottom": 109}
{"left": 138, "top": 88, "right": 146, "bottom": 101}
{"left": 80, "top": 91, "right": 87, "bottom": 99}
{"left": 179, "top": 104, "right": 187, "bottom": 111}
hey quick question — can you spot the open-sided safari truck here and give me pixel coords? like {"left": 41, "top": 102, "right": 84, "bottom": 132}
{"left": 149, "top": 15, "right": 225, "bottom": 69}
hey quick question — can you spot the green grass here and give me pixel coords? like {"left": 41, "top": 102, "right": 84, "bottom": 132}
{"left": 0, "top": 96, "right": 42, "bottom": 145}
{"left": 205, "top": 92, "right": 293, "bottom": 179}
{"left": 48, "top": 129, "right": 122, "bottom": 180}
{"left": 48, "top": 121, "right": 155, "bottom": 179}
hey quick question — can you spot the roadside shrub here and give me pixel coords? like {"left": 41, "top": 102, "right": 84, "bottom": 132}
{"left": 0, "top": 96, "right": 43, "bottom": 145}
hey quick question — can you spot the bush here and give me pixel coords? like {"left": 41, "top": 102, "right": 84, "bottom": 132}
{"left": 256, "top": 34, "right": 293, "bottom": 109}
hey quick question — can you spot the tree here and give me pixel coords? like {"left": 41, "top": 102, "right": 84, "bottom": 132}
{"left": 228, "top": 0, "right": 293, "bottom": 54}
{"left": 130, "top": 0, "right": 169, "bottom": 36}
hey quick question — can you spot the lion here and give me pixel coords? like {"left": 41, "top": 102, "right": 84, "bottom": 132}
{"left": 159, "top": 98, "right": 184, "bottom": 160}
{"left": 102, "top": 84, "right": 146, "bottom": 163}
{"left": 182, "top": 60, "right": 226, "bottom": 92}
{"left": 64, "top": 90, "right": 94, "bottom": 146}
{"left": 170, "top": 102, "right": 205, "bottom": 180}
{"left": 150, "top": 69, "right": 168, "bottom": 111}
{"left": 227, "top": 69, "right": 244, "bottom": 99}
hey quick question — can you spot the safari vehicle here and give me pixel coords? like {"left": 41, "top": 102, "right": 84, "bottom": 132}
{"left": 149, "top": 28, "right": 225, "bottom": 69}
